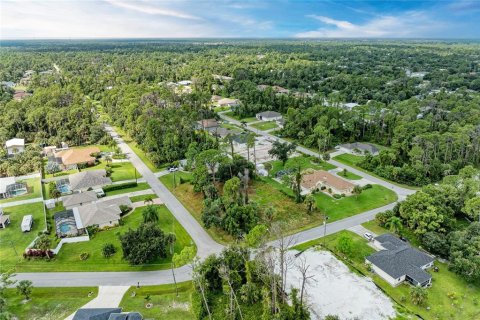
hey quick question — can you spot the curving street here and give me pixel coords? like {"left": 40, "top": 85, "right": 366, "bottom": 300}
{"left": 14, "top": 123, "right": 415, "bottom": 287}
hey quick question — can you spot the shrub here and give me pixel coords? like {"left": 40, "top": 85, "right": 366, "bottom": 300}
{"left": 23, "top": 249, "right": 54, "bottom": 259}
{"left": 87, "top": 225, "right": 99, "bottom": 237}
{"left": 119, "top": 205, "right": 132, "bottom": 216}
{"left": 375, "top": 210, "right": 394, "bottom": 226}
{"left": 102, "top": 182, "right": 138, "bottom": 192}
{"left": 102, "top": 243, "right": 117, "bottom": 258}
{"left": 328, "top": 188, "right": 332, "bottom": 193}
{"left": 79, "top": 252, "right": 89, "bottom": 260}
{"left": 362, "top": 184, "right": 373, "bottom": 190}
{"left": 333, "top": 194, "right": 341, "bottom": 199}
{"left": 320, "top": 186, "right": 326, "bottom": 190}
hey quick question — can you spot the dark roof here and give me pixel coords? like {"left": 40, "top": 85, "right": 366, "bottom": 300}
{"left": 256, "top": 111, "right": 282, "bottom": 118}
{"left": 339, "top": 142, "right": 379, "bottom": 154}
{"left": 367, "top": 234, "right": 434, "bottom": 284}
{"left": 73, "top": 308, "right": 122, "bottom": 320}
{"left": 108, "top": 312, "right": 143, "bottom": 320}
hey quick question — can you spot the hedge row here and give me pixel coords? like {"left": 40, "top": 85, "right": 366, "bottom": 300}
{"left": 102, "top": 182, "right": 138, "bottom": 192}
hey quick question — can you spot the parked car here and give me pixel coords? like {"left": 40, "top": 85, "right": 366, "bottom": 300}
{"left": 168, "top": 167, "right": 178, "bottom": 172}
{"left": 363, "top": 232, "right": 373, "bottom": 241}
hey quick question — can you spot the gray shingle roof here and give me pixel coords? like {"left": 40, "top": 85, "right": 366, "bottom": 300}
{"left": 76, "top": 196, "right": 132, "bottom": 227}
{"left": 69, "top": 169, "right": 112, "bottom": 191}
{"left": 256, "top": 111, "right": 282, "bottom": 118}
{"left": 73, "top": 308, "right": 122, "bottom": 320}
{"left": 62, "top": 191, "right": 98, "bottom": 207}
{"left": 367, "top": 234, "right": 434, "bottom": 284}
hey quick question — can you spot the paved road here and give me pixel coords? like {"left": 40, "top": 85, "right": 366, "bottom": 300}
{"left": 13, "top": 122, "right": 416, "bottom": 287}
{"left": 218, "top": 111, "right": 415, "bottom": 201}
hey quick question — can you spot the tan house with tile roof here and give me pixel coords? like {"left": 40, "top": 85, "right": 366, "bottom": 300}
{"left": 54, "top": 146, "right": 100, "bottom": 170}
{"left": 301, "top": 170, "right": 355, "bottom": 195}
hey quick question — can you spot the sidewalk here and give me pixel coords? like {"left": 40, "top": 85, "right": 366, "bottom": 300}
{"left": 0, "top": 197, "right": 44, "bottom": 208}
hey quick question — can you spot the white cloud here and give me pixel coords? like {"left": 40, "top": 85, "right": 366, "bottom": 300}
{"left": 104, "top": 0, "right": 201, "bottom": 20}
{"left": 296, "top": 12, "right": 441, "bottom": 38}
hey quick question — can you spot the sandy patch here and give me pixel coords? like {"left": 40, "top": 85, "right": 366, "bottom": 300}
{"left": 286, "top": 249, "right": 396, "bottom": 320}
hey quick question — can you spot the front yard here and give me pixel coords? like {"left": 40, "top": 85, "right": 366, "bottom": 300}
{"left": 5, "top": 287, "right": 97, "bottom": 320}
{"left": 267, "top": 154, "right": 336, "bottom": 177}
{"left": 250, "top": 121, "right": 278, "bottom": 131}
{"left": 313, "top": 184, "right": 398, "bottom": 222}
{"left": 120, "top": 282, "right": 194, "bottom": 319}
{"left": 223, "top": 111, "right": 257, "bottom": 123}
{"left": 5, "top": 205, "right": 195, "bottom": 272}
{"left": 0, "top": 177, "right": 42, "bottom": 204}
{"left": 296, "top": 230, "right": 480, "bottom": 320}
{"left": 0, "top": 202, "right": 46, "bottom": 269}
{"left": 83, "top": 161, "right": 140, "bottom": 182}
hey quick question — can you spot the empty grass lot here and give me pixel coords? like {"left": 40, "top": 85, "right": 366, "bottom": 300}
{"left": 0, "top": 177, "right": 42, "bottom": 204}
{"left": 9, "top": 205, "right": 195, "bottom": 272}
{"left": 0, "top": 202, "right": 46, "bottom": 269}
{"left": 5, "top": 287, "right": 98, "bottom": 320}
{"left": 224, "top": 111, "right": 257, "bottom": 123}
{"left": 313, "top": 185, "right": 397, "bottom": 222}
{"left": 337, "top": 170, "right": 362, "bottom": 180}
{"left": 268, "top": 155, "right": 336, "bottom": 177}
{"left": 83, "top": 161, "right": 140, "bottom": 182}
{"left": 333, "top": 153, "right": 420, "bottom": 190}
{"left": 114, "top": 126, "right": 165, "bottom": 172}
{"left": 296, "top": 230, "right": 480, "bottom": 320}
{"left": 120, "top": 282, "right": 194, "bottom": 319}
{"left": 129, "top": 193, "right": 158, "bottom": 203}
{"left": 250, "top": 121, "right": 278, "bottom": 131}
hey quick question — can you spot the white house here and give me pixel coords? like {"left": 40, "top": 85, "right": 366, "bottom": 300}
{"left": 218, "top": 98, "right": 240, "bottom": 108}
{"left": 366, "top": 234, "right": 434, "bottom": 287}
{"left": 5, "top": 138, "right": 25, "bottom": 155}
{"left": 255, "top": 111, "right": 282, "bottom": 122}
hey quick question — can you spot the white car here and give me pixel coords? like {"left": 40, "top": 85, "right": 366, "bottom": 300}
{"left": 363, "top": 232, "right": 373, "bottom": 241}
{"left": 168, "top": 167, "right": 178, "bottom": 172}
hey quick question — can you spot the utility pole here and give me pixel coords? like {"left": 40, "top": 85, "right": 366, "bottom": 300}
{"left": 134, "top": 168, "right": 138, "bottom": 184}
{"left": 323, "top": 214, "right": 329, "bottom": 247}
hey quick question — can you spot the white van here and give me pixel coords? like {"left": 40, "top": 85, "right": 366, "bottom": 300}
{"left": 21, "top": 215, "right": 33, "bottom": 232}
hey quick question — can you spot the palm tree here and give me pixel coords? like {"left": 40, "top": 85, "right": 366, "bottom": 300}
{"left": 142, "top": 205, "right": 159, "bottom": 223}
{"left": 143, "top": 195, "right": 154, "bottom": 205}
{"left": 105, "top": 155, "right": 112, "bottom": 165}
{"left": 385, "top": 216, "right": 403, "bottom": 235}
{"left": 304, "top": 194, "right": 316, "bottom": 214}
{"left": 35, "top": 234, "right": 52, "bottom": 259}
{"left": 352, "top": 185, "right": 362, "bottom": 200}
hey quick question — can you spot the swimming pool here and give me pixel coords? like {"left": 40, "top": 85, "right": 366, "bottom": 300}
{"left": 54, "top": 210, "right": 79, "bottom": 237}
{"left": 59, "top": 223, "right": 74, "bottom": 234}
{"left": 57, "top": 184, "right": 71, "bottom": 194}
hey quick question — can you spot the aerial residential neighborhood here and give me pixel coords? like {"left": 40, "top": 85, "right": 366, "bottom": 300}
{"left": 1, "top": 1, "right": 480, "bottom": 320}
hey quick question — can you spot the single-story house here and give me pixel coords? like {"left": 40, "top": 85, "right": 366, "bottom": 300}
{"left": 338, "top": 142, "right": 379, "bottom": 156}
{"left": 196, "top": 119, "right": 219, "bottom": 131}
{"left": 62, "top": 191, "right": 98, "bottom": 210}
{"left": 272, "top": 86, "right": 290, "bottom": 94}
{"left": 177, "top": 80, "right": 192, "bottom": 86}
{"left": 6, "top": 138, "right": 25, "bottom": 155}
{"left": 75, "top": 196, "right": 131, "bottom": 228}
{"left": 73, "top": 308, "right": 143, "bottom": 320}
{"left": 256, "top": 111, "right": 282, "bottom": 122}
{"left": 42, "top": 145, "right": 57, "bottom": 156}
{"left": 13, "top": 91, "right": 32, "bottom": 101}
{"left": 69, "top": 169, "right": 112, "bottom": 192}
{"left": 0, "top": 177, "right": 27, "bottom": 199}
{"left": 342, "top": 102, "right": 359, "bottom": 110}
{"left": 54, "top": 146, "right": 100, "bottom": 170}
{"left": 301, "top": 170, "right": 355, "bottom": 195}
{"left": 366, "top": 234, "right": 434, "bottom": 287}
{"left": 218, "top": 98, "right": 240, "bottom": 107}
{"left": 211, "top": 127, "right": 234, "bottom": 139}
{"left": 0, "top": 210, "right": 11, "bottom": 229}
{"left": 211, "top": 95, "right": 222, "bottom": 103}
{"left": 213, "top": 74, "right": 233, "bottom": 81}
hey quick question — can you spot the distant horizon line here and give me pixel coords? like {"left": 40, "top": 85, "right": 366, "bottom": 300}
{"left": 1, "top": 37, "right": 480, "bottom": 41}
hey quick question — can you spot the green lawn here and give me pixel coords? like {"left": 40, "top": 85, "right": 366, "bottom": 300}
{"left": 104, "top": 182, "right": 151, "bottom": 197}
{"left": 213, "top": 105, "right": 231, "bottom": 112}
{"left": 313, "top": 184, "right": 398, "bottom": 222}
{"left": 224, "top": 111, "right": 257, "bottom": 123}
{"left": 114, "top": 126, "right": 165, "bottom": 172}
{"left": 5, "top": 287, "right": 98, "bottom": 320}
{"left": 250, "top": 121, "right": 278, "bottom": 131}
{"left": 9, "top": 205, "right": 195, "bottom": 272}
{"left": 120, "top": 282, "right": 194, "bottom": 319}
{"left": 268, "top": 155, "right": 336, "bottom": 177}
{"left": 295, "top": 230, "right": 480, "bottom": 320}
{"left": 0, "top": 202, "right": 46, "bottom": 269}
{"left": 129, "top": 193, "right": 158, "bottom": 203}
{"left": 0, "top": 177, "right": 42, "bottom": 204}
{"left": 44, "top": 167, "right": 78, "bottom": 179}
{"left": 220, "top": 123, "right": 243, "bottom": 133}
{"left": 337, "top": 170, "right": 362, "bottom": 180}
{"left": 83, "top": 160, "right": 140, "bottom": 182}
{"left": 333, "top": 154, "right": 420, "bottom": 190}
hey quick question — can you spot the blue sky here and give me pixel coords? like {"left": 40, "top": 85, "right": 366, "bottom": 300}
{"left": 1, "top": 0, "right": 479, "bottom": 39}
